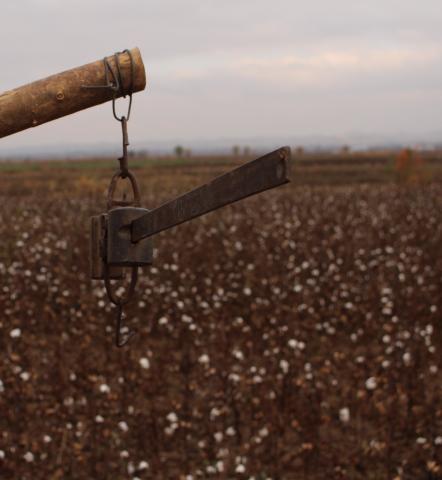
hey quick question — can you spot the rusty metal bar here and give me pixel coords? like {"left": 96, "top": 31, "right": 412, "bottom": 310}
{"left": 131, "top": 146, "right": 291, "bottom": 242}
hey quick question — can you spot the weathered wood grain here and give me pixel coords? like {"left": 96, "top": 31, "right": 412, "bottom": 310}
{"left": 0, "top": 47, "right": 146, "bottom": 139}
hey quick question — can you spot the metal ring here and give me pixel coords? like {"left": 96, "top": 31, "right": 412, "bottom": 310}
{"left": 106, "top": 170, "right": 141, "bottom": 210}
{"left": 104, "top": 264, "right": 138, "bottom": 307}
{"left": 112, "top": 49, "right": 134, "bottom": 122}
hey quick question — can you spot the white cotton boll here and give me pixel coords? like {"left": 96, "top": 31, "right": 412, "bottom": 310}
{"left": 0, "top": 450, "right": 5, "bottom": 459}
{"left": 158, "top": 317, "right": 168, "bottom": 325}
{"left": 259, "top": 427, "right": 269, "bottom": 437}
{"left": 198, "top": 354, "right": 210, "bottom": 365}
{"left": 268, "top": 391, "right": 277, "bottom": 399}
{"left": 400, "top": 330, "right": 411, "bottom": 340}
{"left": 235, "top": 464, "right": 246, "bottom": 473}
{"left": 235, "top": 241, "right": 243, "bottom": 251}
{"left": 226, "top": 427, "right": 236, "bottom": 436}
{"left": 434, "top": 436, "right": 442, "bottom": 445}
{"left": 167, "top": 412, "right": 178, "bottom": 423}
{"left": 403, "top": 352, "right": 412, "bottom": 366}
{"left": 99, "top": 384, "right": 110, "bottom": 394}
{"left": 233, "top": 350, "right": 244, "bottom": 361}
{"left": 181, "top": 314, "right": 193, "bottom": 323}
{"left": 214, "top": 432, "right": 223, "bottom": 443}
{"left": 20, "top": 372, "right": 30, "bottom": 382}
{"left": 243, "top": 287, "right": 252, "bottom": 296}
{"left": 10, "top": 328, "right": 21, "bottom": 338}
{"left": 288, "top": 339, "right": 298, "bottom": 349}
{"left": 0, "top": 379, "right": 4, "bottom": 393}
{"left": 365, "top": 377, "right": 377, "bottom": 390}
{"left": 210, "top": 407, "right": 221, "bottom": 420}
{"left": 23, "top": 452, "right": 34, "bottom": 463}
{"left": 416, "top": 437, "right": 426, "bottom": 445}
{"left": 216, "top": 460, "right": 224, "bottom": 472}
{"left": 138, "top": 460, "right": 149, "bottom": 470}
{"left": 139, "top": 358, "right": 150, "bottom": 369}
{"left": 279, "top": 360, "right": 289, "bottom": 374}
{"left": 120, "top": 450, "right": 129, "bottom": 458}
{"left": 95, "top": 415, "right": 104, "bottom": 423}
{"left": 118, "top": 421, "right": 129, "bottom": 432}
{"left": 339, "top": 407, "right": 350, "bottom": 423}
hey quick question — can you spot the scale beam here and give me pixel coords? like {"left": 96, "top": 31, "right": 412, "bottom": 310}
{"left": 131, "top": 146, "right": 291, "bottom": 242}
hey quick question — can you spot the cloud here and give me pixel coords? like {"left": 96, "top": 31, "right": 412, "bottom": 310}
{"left": 2, "top": 0, "right": 442, "bottom": 151}
{"left": 229, "top": 46, "right": 442, "bottom": 86}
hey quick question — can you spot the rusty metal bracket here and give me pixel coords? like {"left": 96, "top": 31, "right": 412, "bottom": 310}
{"left": 107, "top": 207, "right": 153, "bottom": 266}
{"left": 90, "top": 214, "right": 123, "bottom": 280}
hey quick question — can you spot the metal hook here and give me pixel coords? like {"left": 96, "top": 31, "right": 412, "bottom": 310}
{"left": 115, "top": 305, "right": 136, "bottom": 348}
{"left": 118, "top": 117, "right": 129, "bottom": 178}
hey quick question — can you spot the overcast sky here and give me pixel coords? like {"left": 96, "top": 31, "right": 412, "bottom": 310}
{"left": 2, "top": 0, "right": 442, "bottom": 153}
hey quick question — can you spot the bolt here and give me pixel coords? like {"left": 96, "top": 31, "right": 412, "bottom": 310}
{"left": 56, "top": 91, "right": 64, "bottom": 101}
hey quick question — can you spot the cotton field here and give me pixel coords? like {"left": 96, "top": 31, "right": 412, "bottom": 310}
{"left": 0, "top": 161, "right": 441, "bottom": 479}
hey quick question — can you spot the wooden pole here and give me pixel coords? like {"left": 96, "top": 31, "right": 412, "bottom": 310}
{"left": 0, "top": 47, "right": 146, "bottom": 139}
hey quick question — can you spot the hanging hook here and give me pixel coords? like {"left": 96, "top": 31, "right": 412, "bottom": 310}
{"left": 115, "top": 305, "right": 136, "bottom": 347}
{"left": 118, "top": 116, "right": 129, "bottom": 178}
{"left": 104, "top": 265, "right": 139, "bottom": 348}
